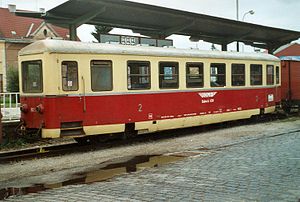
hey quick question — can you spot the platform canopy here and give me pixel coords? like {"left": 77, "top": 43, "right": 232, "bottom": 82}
{"left": 15, "top": 0, "right": 300, "bottom": 53}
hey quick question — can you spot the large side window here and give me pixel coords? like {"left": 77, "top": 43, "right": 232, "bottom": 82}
{"left": 22, "top": 60, "right": 43, "bottom": 93}
{"left": 267, "top": 65, "right": 274, "bottom": 85}
{"left": 250, "top": 64, "right": 263, "bottom": 86}
{"left": 276, "top": 66, "right": 280, "bottom": 84}
{"left": 210, "top": 63, "right": 226, "bottom": 87}
{"left": 91, "top": 60, "right": 113, "bottom": 91}
{"left": 159, "top": 62, "right": 179, "bottom": 89}
{"left": 231, "top": 64, "right": 245, "bottom": 86}
{"left": 186, "top": 63, "right": 204, "bottom": 88}
{"left": 127, "top": 61, "right": 150, "bottom": 90}
{"left": 62, "top": 61, "right": 78, "bottom": 91}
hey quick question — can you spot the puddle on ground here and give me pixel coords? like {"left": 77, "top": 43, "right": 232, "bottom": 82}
{"left": 0, "top": 152, "right": 205, "bottom": 200}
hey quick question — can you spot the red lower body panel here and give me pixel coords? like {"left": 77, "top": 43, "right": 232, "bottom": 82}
{"left": 21, "top": 88, "right": 280, "bottom": 130}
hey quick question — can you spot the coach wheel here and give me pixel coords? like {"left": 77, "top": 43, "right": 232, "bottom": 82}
{"left": 123, "top": 123, "right": 137, "bottom": 140}
{"left": 282, "top": 105, "right": 291, "bottom": 114}
{"left": 282, "top": 101, "right": 292, "bottom": 114}
{"left": 285, "top": 107, "right": 291, "bottom": 114}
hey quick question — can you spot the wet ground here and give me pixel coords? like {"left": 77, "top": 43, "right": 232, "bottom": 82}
{"left": 0, "top": 154, "right": 187, "bottom": 199}
{"left": 0, "top": 117, "right": 299, "bottom": 201}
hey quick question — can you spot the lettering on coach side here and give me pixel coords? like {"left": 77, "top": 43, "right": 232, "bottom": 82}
{"left": 199, "top": 92, "right": 217, "bottom": 104}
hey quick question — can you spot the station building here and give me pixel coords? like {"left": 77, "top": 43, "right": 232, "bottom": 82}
{"left": 0, "top": 5, "right": 70, "bottom": 92}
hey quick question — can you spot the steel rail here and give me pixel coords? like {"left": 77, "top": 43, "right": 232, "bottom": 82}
{"left": 0, "top": 112, "right": 294, "bottom": 164}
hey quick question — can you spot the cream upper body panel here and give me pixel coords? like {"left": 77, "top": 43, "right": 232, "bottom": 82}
{"left": 18, "top": 40, "right": 281, "bottom": 96}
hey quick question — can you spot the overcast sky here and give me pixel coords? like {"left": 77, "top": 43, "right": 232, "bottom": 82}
{"left": 1, "top": 0, "right": 300, "bottom": 51}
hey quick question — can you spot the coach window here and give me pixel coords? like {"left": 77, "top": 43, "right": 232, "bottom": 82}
{"left": 22, "top": 60, "right": 43, "bottom": 93}
{"left": 186, "top": 63, "right": 204, "bottom": 88}
{"left": 159, "top": 62, "right": 179, "bottom": 89}
{"left": 231, "top": 64, "right": 245, "bottom": 86}
{"left": 276, "top": 66, "right": 280, "bottom": 84}
{"left": 127, "top": 61, "right": 150, "bottom": 90}
{"left": 250, "top": 64, "right": 263, "bottom": 86}
{"left": 62, "top": 61, "right": 78, "bottom": 91}
{"left": 91, "top": 60, "right": 113, "bottom": 91}
{"left": 267, "top": 65, "right": 274, "bottom": 85}
{"left": 210, "top": 63, "right": 226, "bottom": 87}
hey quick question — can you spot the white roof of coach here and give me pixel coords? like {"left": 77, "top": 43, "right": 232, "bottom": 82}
{"left": 19, "top": 39, "right": 280, "bottom": 62}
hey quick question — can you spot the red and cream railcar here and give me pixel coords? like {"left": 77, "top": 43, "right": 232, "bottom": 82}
{"left": 18, "top": 40, "right": 281, "bottom": 140}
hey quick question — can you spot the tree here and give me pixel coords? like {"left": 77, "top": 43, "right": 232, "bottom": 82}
{"left": 6, "top": 67, "right": 19, "bottom": 92}
{"left": 91, "top": 25, "right": 113, "bottom": 42}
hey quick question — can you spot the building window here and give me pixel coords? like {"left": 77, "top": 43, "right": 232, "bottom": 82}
{"left": 62, "top": 61, "right": 78, "bottom": 91}
{"left": 186, "top": 63, "right": 204, "bottom": 88}
{"left": 22, "top": 60, "right": 43, "bottom": 93}
{"left": 250, "top": 64, "right": 263, "bottom": 86}
{"left": 231, "top": 64, "right": 245, "bottom": 86}
{"left": 0, "top": 74, "right": 3, "bottom": 93}
{"left": 159, "top": 62, "right": 179, "bottom": 89}
{"left": 267, "top": 65, "right": 274, "bottom": 85}
{"left": 127, "top": 61, "right": 151, "bottom": 90}
{"left": 276, "top": 66, "right": 280, "bottom": 84}
{"left": 210, "top": 63, "right": 226, "bottom": 87}
{"left": 91, "top": 60, "right": 113, "bottom": 91}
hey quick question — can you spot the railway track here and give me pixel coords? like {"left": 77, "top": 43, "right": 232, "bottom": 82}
{"left": 0, "top": 112, "right": 295, "bottom": 164}
{"left": 0, "top": 143, "right": 79, "bottom": 163}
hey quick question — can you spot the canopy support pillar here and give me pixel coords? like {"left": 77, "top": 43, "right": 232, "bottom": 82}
{"left": 69, "top": 24, "right": 77, "bottom": 41}
{"left": 222, "top": 44, "right": 228, "bottom": 51}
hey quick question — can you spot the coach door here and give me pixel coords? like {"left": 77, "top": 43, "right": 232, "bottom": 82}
{"left": 58, "top": 60, "right": 85, "bottom": 126}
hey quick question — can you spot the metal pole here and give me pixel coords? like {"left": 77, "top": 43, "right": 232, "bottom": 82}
{"left": 242, "top": 10, "right": 255, "bottom": 52}
{"left": 236, "top": 0, "right": 240, "bottom": 52}
{"left": 236, "top": 0, "right": 239, "bottom": 20}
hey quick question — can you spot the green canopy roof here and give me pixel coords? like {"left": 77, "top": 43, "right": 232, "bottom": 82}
{"left": 15, "top": 0, "right": 300, "bottom": 52}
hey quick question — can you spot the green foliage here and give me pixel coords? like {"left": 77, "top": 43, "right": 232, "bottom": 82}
{"left": 0, "top": 131, "right": 40, "bottom": 149}
{"left": 6, "top": 67, "right": 19, "bottom": 92}
{"left": 91, "top": 25, "right": 113, "bottom": 42}
{"left": 0, "top": 137, "right": 27, "bottom": 149}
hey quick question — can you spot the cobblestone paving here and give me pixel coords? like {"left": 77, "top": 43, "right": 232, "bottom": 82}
{"left": 7, "top": 132, "right": 300, "bottom": 202}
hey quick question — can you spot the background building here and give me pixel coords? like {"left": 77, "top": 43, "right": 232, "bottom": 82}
{"left": 275, "top": 43, "right": 300, "bottom": 57}
{"left": 0, "top": 5, "right": 70, "bottom": 92}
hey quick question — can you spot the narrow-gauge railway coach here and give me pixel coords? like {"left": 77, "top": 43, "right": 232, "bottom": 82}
{"left": 18, "top": 40, "right": 281, "bottom": 141}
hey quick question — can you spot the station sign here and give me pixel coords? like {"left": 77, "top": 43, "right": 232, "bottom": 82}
{"left": 100, "top": 34, "right": 173, "bottom": 47}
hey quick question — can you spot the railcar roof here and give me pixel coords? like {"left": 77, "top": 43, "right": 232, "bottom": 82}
{"left": 19, "top": 40, "right": 280, "bottom": 62}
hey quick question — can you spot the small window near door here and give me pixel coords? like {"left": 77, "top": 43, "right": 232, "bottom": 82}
{"left": 62, "top": 61, "right": 78, "bottom": 91}
{"left": 276, "top": 66, "right": 280, "bottom": 84}
{"left": 267, "top": 65, "right": 274, "bottom": 85}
